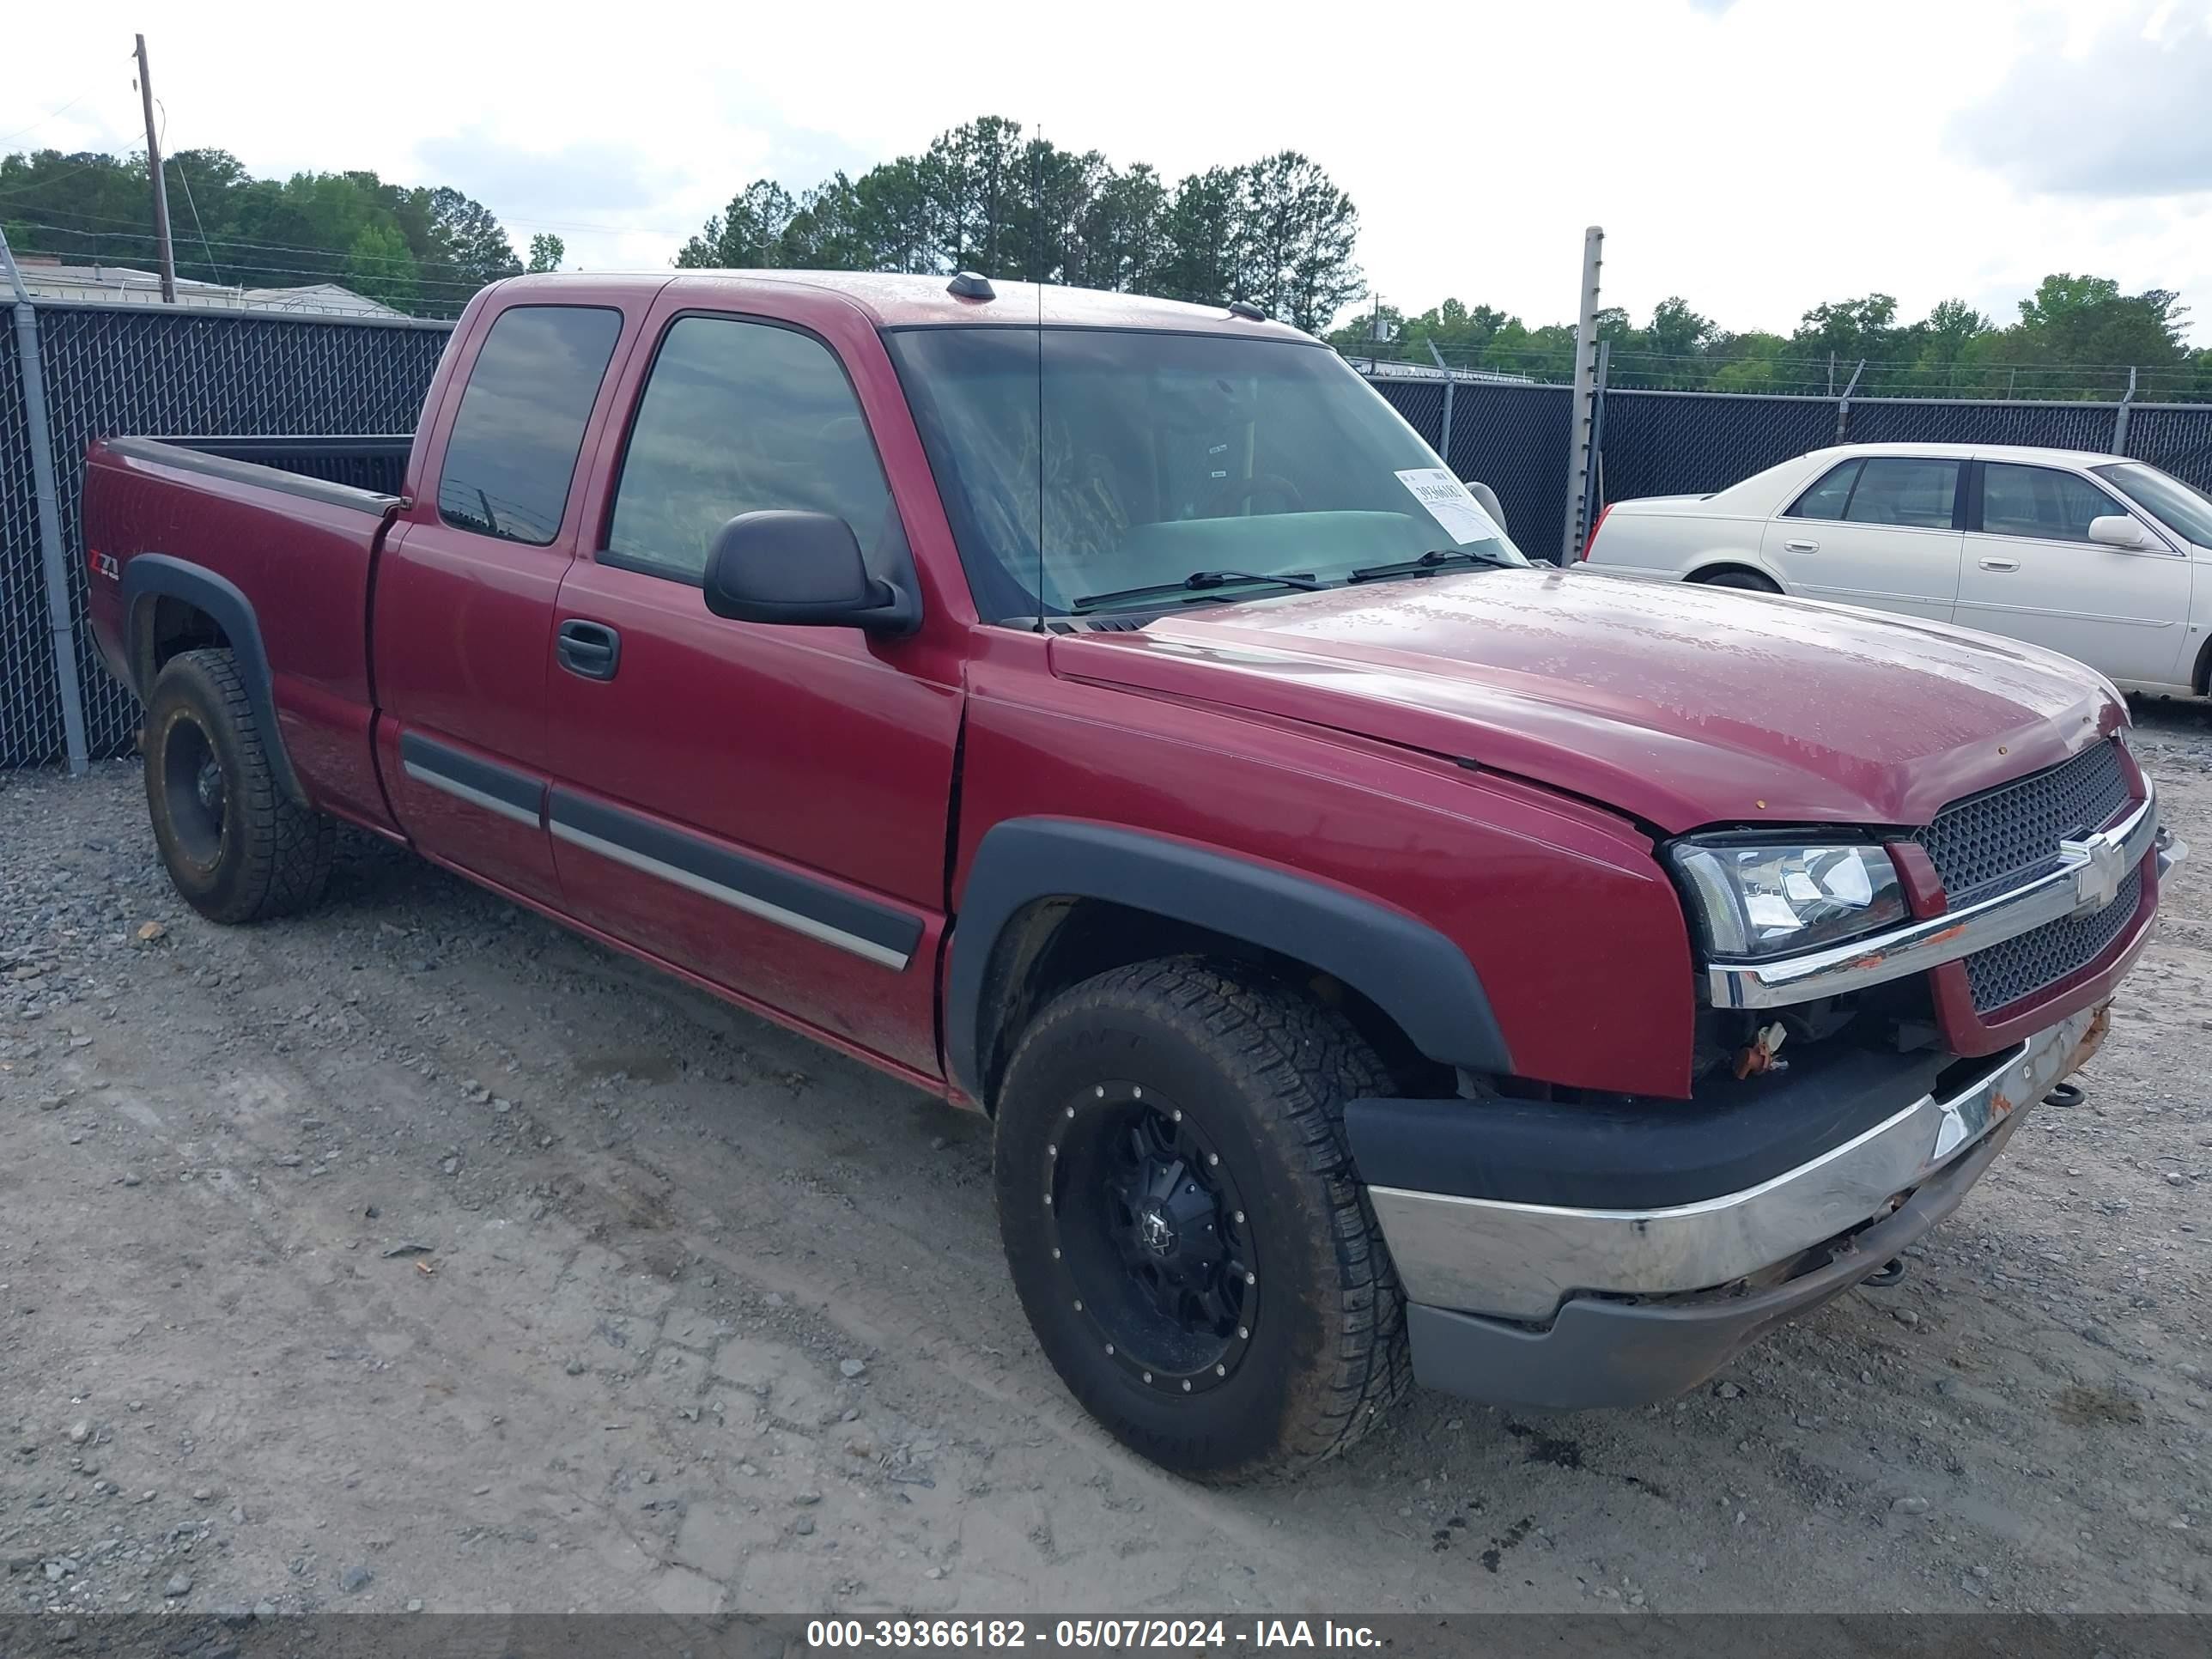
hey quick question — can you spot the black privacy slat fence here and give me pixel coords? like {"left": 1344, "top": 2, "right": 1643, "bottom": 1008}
{"left": 6, "top": 299, "right": 2212, "bottom": 769}
{"left": 0, "top": 303, "right": 449, "bottom": 767}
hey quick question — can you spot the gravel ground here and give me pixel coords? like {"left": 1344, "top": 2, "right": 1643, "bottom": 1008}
{"left": 2, "top": 705, "right": 2209, "bottom": 1618}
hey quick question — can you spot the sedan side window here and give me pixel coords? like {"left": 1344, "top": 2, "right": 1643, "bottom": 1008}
{"left": 1786, "top": 459, "right": 1861, "bottom": 520}
{"left": 607, "top": 316, "right": 892, "bottom": 584}
{"left": 1982, "top": 464, "right": 2121, "bottom": 544}
{"left": 1842, "top": 458, "right": 1959, "bottom": 530}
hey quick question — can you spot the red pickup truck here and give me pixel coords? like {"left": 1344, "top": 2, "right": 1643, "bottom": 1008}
{"left": 83, "top": 271, "right": 2176, "bottom": 1480}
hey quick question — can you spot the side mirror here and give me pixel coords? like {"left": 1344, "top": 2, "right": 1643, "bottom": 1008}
{"left": 702, "top": 511, "right": 919, "bottom": 635}
{"left": 2087, "top": 514, "right": 2157, "bottom": 551}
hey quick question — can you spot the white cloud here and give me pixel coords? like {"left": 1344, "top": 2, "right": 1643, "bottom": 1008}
{"left": 5, "top": 0, "right": 2206, "bottom": 340}
{"left": 1950, "top": 7, "right": 2212, "bottom": 198}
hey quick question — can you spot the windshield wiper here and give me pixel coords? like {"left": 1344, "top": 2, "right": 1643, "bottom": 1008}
{"left": 1073, "top": 568, "right": 1323, "bottom": 611}
{"left": 1346, "top": 549, "right": 1516, "bottom": 584}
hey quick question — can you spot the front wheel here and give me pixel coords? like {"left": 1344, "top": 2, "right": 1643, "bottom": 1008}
{"left": 994, "top": 959, "right": 1409, "bottom": 1480}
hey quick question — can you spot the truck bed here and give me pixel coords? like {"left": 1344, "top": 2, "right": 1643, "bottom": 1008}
{"left": 83, "top": 434, "right": 410, "bottom": 831}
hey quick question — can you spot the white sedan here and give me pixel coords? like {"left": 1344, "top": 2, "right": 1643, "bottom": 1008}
{"left": 1582, "top": 441, "right": 2212, "bottom": 698}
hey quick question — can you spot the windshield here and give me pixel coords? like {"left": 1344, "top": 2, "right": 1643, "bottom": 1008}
{"left": 2092, "top": 462, "right": 2212, "bottom": 548}
{"left": 886, "top": 326, "right": 1528, "bottom": 619}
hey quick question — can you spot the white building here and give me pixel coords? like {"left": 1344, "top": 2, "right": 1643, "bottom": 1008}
{"left": 11, "top": 255, "right": 408, "bottom": 319}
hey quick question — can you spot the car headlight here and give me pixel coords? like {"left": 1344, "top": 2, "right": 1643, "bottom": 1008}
{"left": 1668, "top": 838, "right": 1907, "bottom": 960}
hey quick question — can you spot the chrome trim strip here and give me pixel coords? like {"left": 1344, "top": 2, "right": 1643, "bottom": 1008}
{"left": 548, "top": 819, "right": 913, "bottom": 971}
{"left": 402, "top": 760, "right": 542, "bottom": 829}
{"left": 1370, "top": 1001, "right": 2099, "bottom": 1323}
{"left": 1705, "top": 782, "right": 2160, "bottom": 1010}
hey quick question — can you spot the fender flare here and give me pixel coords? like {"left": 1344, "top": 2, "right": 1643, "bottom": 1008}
{"left": 121, "top": 553, "right": 308, "bottom": 807}
{"left": 947, "top": 818, "right": 1511, "bottom": 1101}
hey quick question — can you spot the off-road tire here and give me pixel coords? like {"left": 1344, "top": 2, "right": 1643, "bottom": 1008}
{"left": 1697, "top": 569, "right": 1781, "bottom": 593}
{"left": 994, "top": 957, "right": 1411, "bottom": 1481}
{"left": 143, "top": 647, "right": 334, "bottom": 924}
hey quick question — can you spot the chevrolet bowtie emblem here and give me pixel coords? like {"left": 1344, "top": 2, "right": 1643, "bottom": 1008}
{"left": 2062, "top": 831, "right": 2126, "bottom": 916}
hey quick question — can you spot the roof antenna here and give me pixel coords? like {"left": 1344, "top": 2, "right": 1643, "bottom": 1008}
{"left": 946, "top": 270, "right": 994, "bottom": 301}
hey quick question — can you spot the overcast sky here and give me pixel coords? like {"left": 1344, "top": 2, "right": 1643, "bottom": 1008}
{"left": 7, "top": 0, "right": 2209, "bottom": 341}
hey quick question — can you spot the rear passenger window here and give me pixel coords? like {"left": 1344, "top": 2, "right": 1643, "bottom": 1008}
{"left": 607, "top": 316, "right": 892, "bottom": 584}
{"left": 1982, "top": 464, "right": 2119, "bottom": 543}
{"left": 1787, "top": 460, "right": 1861, "bottom": 520}
{"left": 438, "top": 306, "right": 623, "bottom": 546}
{"left": 1842, "top": 458, "right": 1958, "bottom": 530}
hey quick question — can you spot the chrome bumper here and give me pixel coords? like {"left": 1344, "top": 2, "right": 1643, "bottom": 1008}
{"left": 1706, "top": 783, "right": 2170, "bottom": 1011}
{"left": 1370, "top": 1000, "right": 2107, "bottom": 1325}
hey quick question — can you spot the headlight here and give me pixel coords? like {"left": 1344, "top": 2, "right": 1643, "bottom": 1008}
{"left": 1668, "top": 839, "right": 1907, "bottom": 960}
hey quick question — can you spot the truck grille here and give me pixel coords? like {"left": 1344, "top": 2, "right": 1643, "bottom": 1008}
{"left": 1963, "top": 868, "right": 2141, "bottom": 1013}
{"left": 1914, "top": 739, "right": 2130, "bottom": 907}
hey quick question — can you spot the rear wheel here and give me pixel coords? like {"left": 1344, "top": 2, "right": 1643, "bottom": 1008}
{"left": 143, "top": 647, "right": 333, "bottom": 924}
{"left": 1697, "top": 569, "right": 1781, "bottom": 593}
{"left": 994, "top": 958, "right": 1409, "bottom": 1481}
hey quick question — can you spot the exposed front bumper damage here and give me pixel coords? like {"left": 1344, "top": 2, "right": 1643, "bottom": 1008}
{"left": 1370, "top": 1000, "right": 2111, "bottom": 1411}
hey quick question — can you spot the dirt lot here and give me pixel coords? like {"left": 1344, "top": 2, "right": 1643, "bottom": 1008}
{"left": 3, "top": 708, "right": 2209, "bottom": 1620}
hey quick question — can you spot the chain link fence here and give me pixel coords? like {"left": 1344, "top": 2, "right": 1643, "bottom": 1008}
{"left": 11, "top": 313, "right": 2212, "bottom": 770}
{"left": 1, "top": 302, "right": 450, "bottom": 768}
{"left": 1366, "top": 378, "right": 1572, "bottom": 550}
{"left": 1588, "top": 389, "right": 2212, "bottom": 520}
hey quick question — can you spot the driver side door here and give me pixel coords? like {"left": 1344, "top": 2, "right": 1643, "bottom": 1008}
{"left": 543, "top": 305, "right": 963, "bottom": 1078}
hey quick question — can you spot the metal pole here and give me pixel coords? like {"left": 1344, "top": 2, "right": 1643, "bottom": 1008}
{"left": 1834, "top": 358, "right": 1865, "bottom": 446}
{"left": 1559, "top": 224, "right": 1603, "bottom": 566}
{"left": 1426, "top": 339, "right": 1455, "bottom": 474}
{"left": 0, "top": 226, "right": 92, "bottom": 776}
{"left": 135, "top": 34, "right": 177, "bottom": 302}
{"left": 1588, "top": 339, "right": 1611, "bottom": 531}
{"left": 2113, "top": 365, "right": 2136, "bottom": 455}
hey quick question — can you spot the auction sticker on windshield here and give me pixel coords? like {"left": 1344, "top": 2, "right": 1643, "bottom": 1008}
{"left": 1396, "top": 469, "right": 1505, "bottom": 545}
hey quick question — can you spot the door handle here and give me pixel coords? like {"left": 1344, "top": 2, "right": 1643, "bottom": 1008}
{"left": 1978, "top": 556, "right": 2021, "bottom": 573}
{"left": 556, "top": 618, "right": 622, "bottom": 680}
{"left": 1783, "top": 538, "right": 1818, "bottom": 552}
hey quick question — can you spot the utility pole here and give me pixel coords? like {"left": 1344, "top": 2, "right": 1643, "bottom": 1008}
{"left": 135, "top": 34, "right": 177, "bottom": 302}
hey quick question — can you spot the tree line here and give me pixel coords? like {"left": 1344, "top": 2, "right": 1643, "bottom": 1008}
{"left": 0, "top": 147, "right": 562, "bottom": 314}
{"left": 1339, "top": 278, "right": 2212, "bottom": 403}
{"left": 673, "top": 116, "right": 1364, "bottom": 334}
{"left": 8, "top": 131, "right": 2209, "bottom": 403}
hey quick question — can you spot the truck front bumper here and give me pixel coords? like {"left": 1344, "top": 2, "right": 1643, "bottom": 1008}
{"left": 1358, "top": 1000, "right": 2110, "bottom": 1412}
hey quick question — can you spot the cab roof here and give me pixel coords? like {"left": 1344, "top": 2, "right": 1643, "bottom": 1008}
{"left": 495, "top": 269, "right": 1317, "bottom": 341}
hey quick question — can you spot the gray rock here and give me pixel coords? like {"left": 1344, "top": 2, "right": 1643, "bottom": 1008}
{"left": 565, "top": 1359, "right": 586, "bottom": 1376}
{"left": 793, "top": 1516, "right": 816, "bottom": 1536}
{"left": 2166, "top": 1172, "right": 2187, "bottom": 1188}
{"left": 165, "top": 1571, "right": 193, "bottom": 1597}
{"left": 792, "top": 1489, "right": 823, "bottom": 1505}
{"left": 838, "top": 1358, "right": 866, "bottom": 1379}
{"left": 406, "top": 1599, "right": 424, "bottom": 1613}
{"left": 1714, "top": 1382, "right": 1742, "bottom": 1400}
{"left": 339, "top": 1563, "right": 373, "bottom": 1595}
{"left": 230, "top": 1505, "right": 246, "bottom": 1524}
{"left": 254, "top": 1600, "right": 278, "bottom": 1620}
{"left": 65, "top": 1420, "right": 90, "bottom": 1445}
{"left": 1892, "top": 1495, "right": 1930, "bottom": 1515}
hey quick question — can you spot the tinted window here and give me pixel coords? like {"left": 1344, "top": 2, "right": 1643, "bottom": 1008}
{"left": 1843, "top": 458, "right": 1958, "bottom": 530}
{"left": 1983, "top": 463, "right": 2122, "bottom": 543}
{"left": 1788, "top": 459, "right": 1860, "bottom": 520}
{"left": 438, "top": 306, "right": 623, "bottom": 545}
{"left": 608, "top": 317, "right": 891, "bottom": 583}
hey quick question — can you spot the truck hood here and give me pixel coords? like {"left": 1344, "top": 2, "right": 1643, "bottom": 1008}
{"left": 1046, "top": 568, "right": 2124, "bottom": 834}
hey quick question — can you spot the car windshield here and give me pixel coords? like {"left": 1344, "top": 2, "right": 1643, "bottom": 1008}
{"left": 886, "top": 326, "right": 1528, "bottom": 620}
{"left": 2092, "top": 462, "right": 2212, "bottom": 548}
